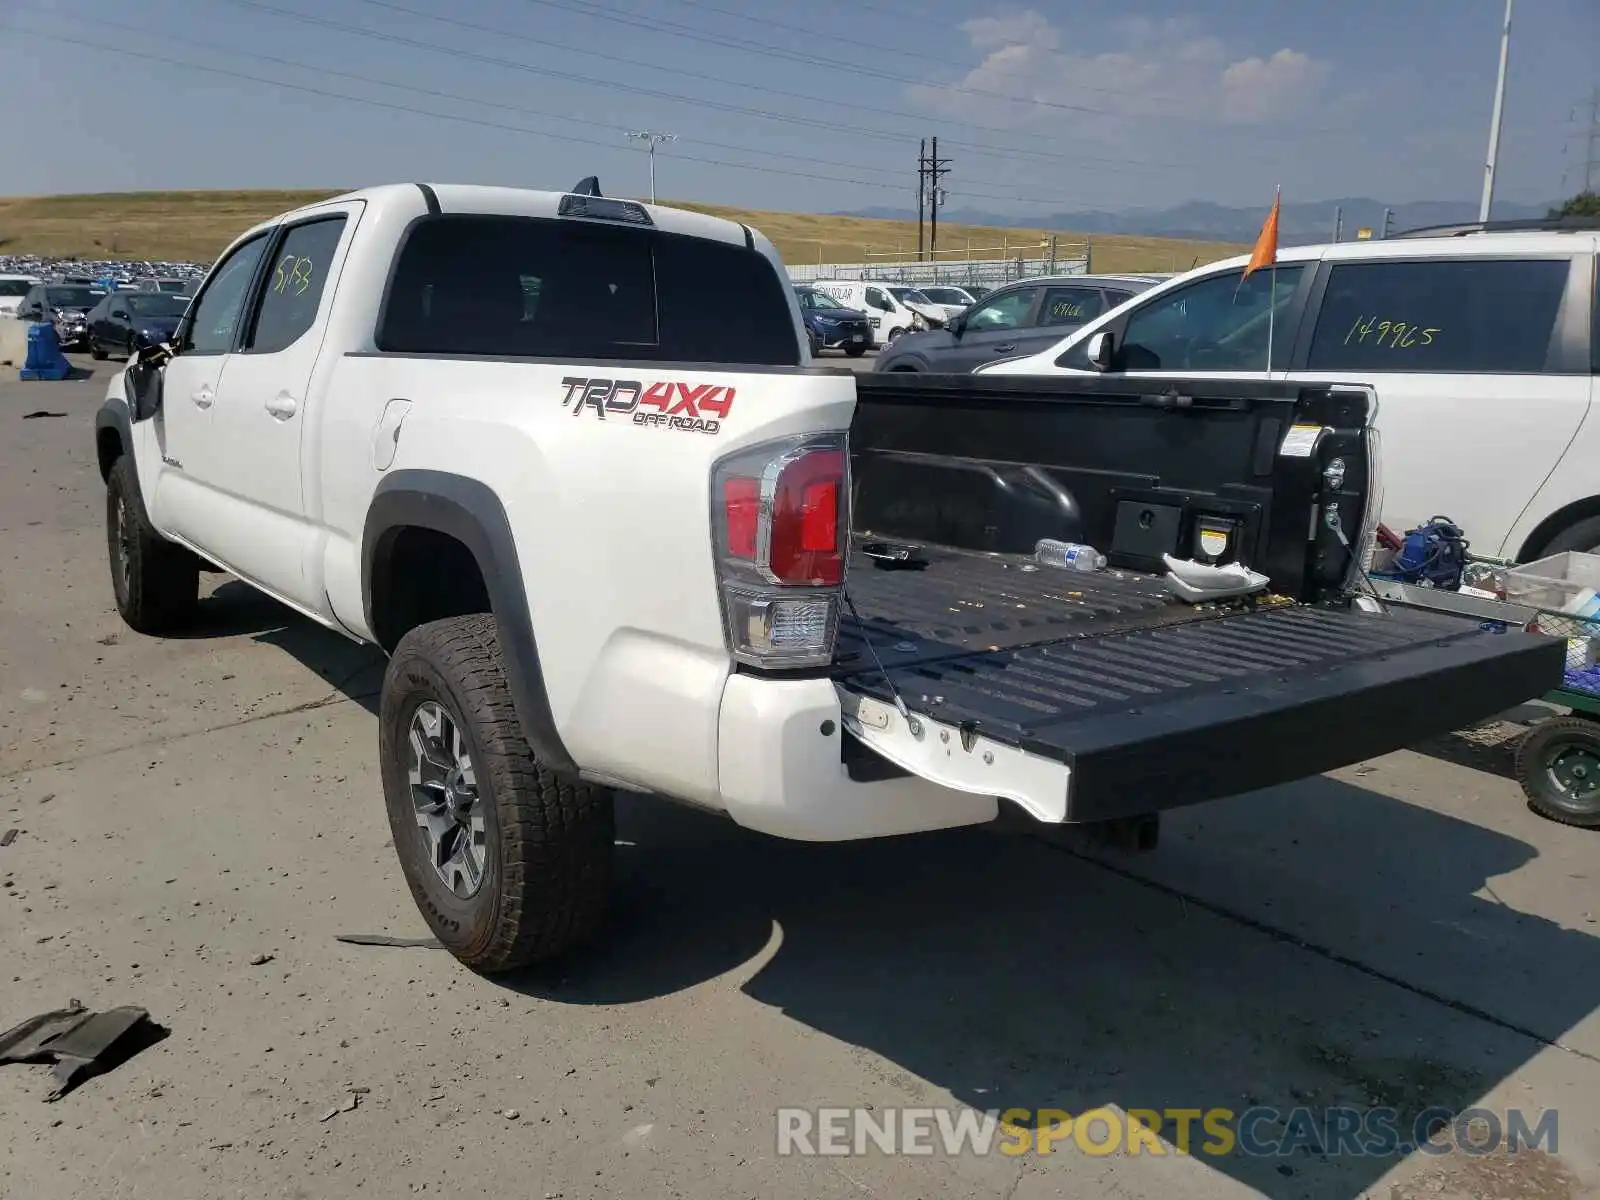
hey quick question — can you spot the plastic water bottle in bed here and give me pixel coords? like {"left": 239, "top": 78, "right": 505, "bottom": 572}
{"left": 1036, "top": 538, "right": 1106, "bottom": 572}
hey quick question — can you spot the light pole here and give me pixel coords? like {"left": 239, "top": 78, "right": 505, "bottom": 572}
{"left": 624, "top": 131, "right": 677, "bottom": 204}
{"left": 1479, "top": 0, "right": 1514, "bottom": 222}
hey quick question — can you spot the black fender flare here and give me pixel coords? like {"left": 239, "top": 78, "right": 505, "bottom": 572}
{"left": 95, "top": 394, "right": 133, "bottom": 481}
{"left": 363, "top": 470, "right": 576, "bottom": 774}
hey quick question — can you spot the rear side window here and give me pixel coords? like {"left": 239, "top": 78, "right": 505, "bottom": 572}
{"left": 377, "top": 216, "right": 799, "bottom": 365}
{"left": 245, "top": 216, "right": 347, "bottom": 354}
{"left": 1039, "top": 286, "right": 1105, "bottom": 327}
{"left": 1307, "top": 258, "right": 1569, "bottom": 374}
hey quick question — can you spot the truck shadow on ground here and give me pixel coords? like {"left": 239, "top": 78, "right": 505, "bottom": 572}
{"left": 175, "top": 580, "right": 387, "bottom": 703}
{"left": 230, "top": 589, "right": 1596, "bottom": 1198}
{"left": 512, "top": 785, "right": 1597, "bottom": 1199}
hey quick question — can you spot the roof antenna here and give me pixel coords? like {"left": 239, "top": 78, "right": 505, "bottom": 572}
{"left": 570, "top": 176, "right": 602, "bottom": 197}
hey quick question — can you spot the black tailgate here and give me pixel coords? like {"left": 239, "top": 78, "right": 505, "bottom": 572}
{"left": 836, "top": 605, "right": 1563, "bottom": 821}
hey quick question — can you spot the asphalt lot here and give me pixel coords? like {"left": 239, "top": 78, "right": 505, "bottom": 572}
{"left": 3, "top": 358, "right": 1599, "bottom": 1200}
{"left": 817, "top": 345, "right": 882, "bottom": 372}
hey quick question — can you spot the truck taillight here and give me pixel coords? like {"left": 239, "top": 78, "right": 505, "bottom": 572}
{"left": 713, "top": 434, "right": 848, "bottom": 669}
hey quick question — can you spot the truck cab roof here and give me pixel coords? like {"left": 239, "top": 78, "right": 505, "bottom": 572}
{"left": 239, "top": 183, "right": 756, "bottom": 251}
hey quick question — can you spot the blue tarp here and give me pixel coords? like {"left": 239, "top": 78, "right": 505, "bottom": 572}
{"left": 20, "top": 322, "right": 71, "bottom": 381}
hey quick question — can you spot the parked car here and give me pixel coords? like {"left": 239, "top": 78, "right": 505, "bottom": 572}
{"left": 916, "top": 285, "right": 980, "bottom": 321}
{"left": 136, "top": 277, "right": 192, "bottom": 294}
{"left": 874, "top": 274, "right": 1162, "bottom": 373}
{"left": 882, "top": 285, "right": 950, "bottom": 329}
{"left": 93, "top": 180, "right": 1560, "bottom": 972}
{"left": 14, "top": 283, "right": 106, "bottom": 348}
{"left": 0, "top": 274, "right": 40, "bottom": 318}
{"left": 980, "top": 219, "right": 1600, "bottom": 563}
{"left": 793, "top": 284, "right": 871, "bottom": 356}
{"left": 87, "top": 291, "right": 190, "bottom": 360}
{"left": 806, "top": 279, "right": 932, "bottom": 346}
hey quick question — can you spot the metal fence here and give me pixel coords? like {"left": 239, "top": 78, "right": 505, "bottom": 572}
{"left": 786, "top": 252, "right": 1088, "bottom": 289}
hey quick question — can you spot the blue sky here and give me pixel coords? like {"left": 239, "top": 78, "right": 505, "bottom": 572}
{"left": 2, "top": 0, "right": 1594, "bottom": 215}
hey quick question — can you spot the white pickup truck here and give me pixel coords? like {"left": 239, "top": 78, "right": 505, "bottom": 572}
{"left": 95, "top": 182, "right": 1563, "bottom": 973}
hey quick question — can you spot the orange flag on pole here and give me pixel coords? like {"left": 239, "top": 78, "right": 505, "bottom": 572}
{"left": 1241, "top": 186, "right": 1280, "bottom": 280}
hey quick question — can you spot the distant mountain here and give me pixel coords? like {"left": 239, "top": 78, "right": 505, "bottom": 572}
{"left": 833, "top": 197, "right": 1557, "bottom": 245}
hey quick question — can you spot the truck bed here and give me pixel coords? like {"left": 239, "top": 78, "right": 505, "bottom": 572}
{"left": 833, "top": 374, "right": 1564, "bottom": 820}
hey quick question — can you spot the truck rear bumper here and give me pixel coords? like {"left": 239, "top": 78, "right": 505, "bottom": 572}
{"left": 716, "top": 673, "right": 1001, "bottom": 841}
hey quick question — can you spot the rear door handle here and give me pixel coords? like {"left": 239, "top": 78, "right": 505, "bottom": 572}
{"left": 991, "top": 343, "right": 1016, "bottom": 353}
{"left": 191, "top": 385, "right": 214, "bottom": 408}
{"left": 266, "top": 391, "right": 298, "bottom": 420}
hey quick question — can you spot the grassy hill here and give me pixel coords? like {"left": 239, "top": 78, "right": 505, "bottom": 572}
{"left": 0, "top": 190, "right": 1247, "bottom": 275}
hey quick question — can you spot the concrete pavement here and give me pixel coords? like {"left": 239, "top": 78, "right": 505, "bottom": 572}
{"left": 2, "top": 359, "right": 1598, "bottom": 1199}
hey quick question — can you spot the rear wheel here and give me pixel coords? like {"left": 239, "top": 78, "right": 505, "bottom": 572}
{"left": 845, "top": 344, "right": 867, "bottom": 357}
{"left": 1534, "top": 515, "right": 1600, "bottom": 558}
{"left": 90, "top": 338, "right": 107, "bottom": 361}
{"left": 105, "top": 456, "right": 199, "bottom": 634}
{"left": 380, "top": 614, "right": 615, "bottom": 972}
{"left": 1515, "top": 716, "right": 1600, "bottom": 828}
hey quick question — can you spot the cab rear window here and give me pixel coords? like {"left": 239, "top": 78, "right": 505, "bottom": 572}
{"left": 377, "top": 215, "right": 800, "bottom": 365}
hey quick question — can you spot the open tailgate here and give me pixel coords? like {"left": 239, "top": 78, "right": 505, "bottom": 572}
{"left": 836, "top": 594, "right": 1561, "bottom": 822}
{"left": 837, "top": 373, "right": 1564, "bottom": 822}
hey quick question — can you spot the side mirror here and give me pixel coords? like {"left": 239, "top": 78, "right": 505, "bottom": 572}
{"left": 112, "top": 310, "right": 129, "bottom": 320}
{"left": 948, "top": 312, "right": 967, "bottom": 337}
{"left": 1085, "top": 329, "right": 1116, "bottom": 372}
{"left": 124, "top": 345, "right": 172, "bottom": 422}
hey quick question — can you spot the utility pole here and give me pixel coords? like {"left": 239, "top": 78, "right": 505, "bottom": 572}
{"left": 1479, "top": 0, "right": 1514, "bottom": 222}
{"left": 624, "top": 131, "right": 676, "bottom": 204}
{"left": 921, "top": 136, "right": 951, "bottom": 259}
{"left": 916, "top": 138, "right": 926, "bottom": 261}
{"left": 1332, "top": 205, "right": 1343, "bottom": 243}
{"left": 1579, "top": 87, "right": 1600, "bottom": 193}
{"left": 1381, "top": 206, "right": 1394, "bottom": 238}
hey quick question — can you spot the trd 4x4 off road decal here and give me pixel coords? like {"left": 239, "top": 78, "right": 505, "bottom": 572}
{"left": 559, "top": 377, "right": 734, "bottom": 435}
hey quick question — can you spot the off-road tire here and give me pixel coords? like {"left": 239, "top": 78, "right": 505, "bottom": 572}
{"left": 90, "top": 340, "right": 107, "bottom": 360}
{"left": 1533, "top": 515, "right": 1600, "bottom": 559}
{"left": 1515, "top": 716, "right": 1600, "bottom": 829}
{"left": 380, "top": 614, "right": 614, "bottom": 972}
{"left": 105, "top": 455, "right": 199, "bottom": 634}
{"left": 845, "top": 344, "right": 868, "bottom": 357}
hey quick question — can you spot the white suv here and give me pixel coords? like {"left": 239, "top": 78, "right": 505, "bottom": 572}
{"left": 982, "top": 220, "right": 1600, "bottom": 562}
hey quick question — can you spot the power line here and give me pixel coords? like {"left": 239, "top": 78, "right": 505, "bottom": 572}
{"left": 510, "top": 0, "right": 1361, "bottom": 137}
{"left": 282, "top": 0, "right": 1209, "bottom": 174}
{"left": 0, "top": 25, "right": 914, "bottom": 194}
{"left": 0, "top": 22, "right": 1153, "bottom": 212}
{"left": 23, "top": 12, "right": 909, "bottom": 184}
{"left": 611, "top": 0, "right": 1222, "bottom": 113}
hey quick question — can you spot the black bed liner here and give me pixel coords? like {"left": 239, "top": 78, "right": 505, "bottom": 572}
{"left": 835, "top": 542, "right": 1563, "bottom": 820}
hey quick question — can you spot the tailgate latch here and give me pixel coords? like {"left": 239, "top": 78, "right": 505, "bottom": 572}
{"left": 958, "top": 720, "right": 980, "bottom": 753}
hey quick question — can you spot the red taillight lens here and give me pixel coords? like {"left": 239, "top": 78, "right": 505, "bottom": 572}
{"left": 711, "top": 433, "right": 847, "bottom": 670}
{"left": 723, "top": 476, "right": 760, "bottom": 560}
{"left": 769, "top": 448, "right": 845, "bottom": 585}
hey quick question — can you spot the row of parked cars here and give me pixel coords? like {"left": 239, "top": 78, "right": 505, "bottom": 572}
{"left": 1, "top": 272, "right": 194, "bottom": 357}
{"left": 792, "top": 279, "right": 1003, "bottom": 354}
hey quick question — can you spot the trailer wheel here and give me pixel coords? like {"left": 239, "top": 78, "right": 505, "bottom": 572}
{"left": 1515, "top": 716, "right": 1600, "bottom": 829}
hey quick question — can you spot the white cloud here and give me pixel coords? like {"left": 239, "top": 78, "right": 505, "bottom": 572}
{"left": 910, "top": 11, "right": 1330, "bottom": 131}
{"left": 1220, "top": 50, "right": 1332, "bottom": 122}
